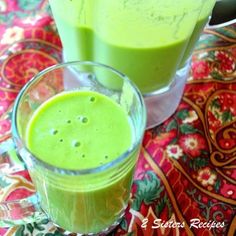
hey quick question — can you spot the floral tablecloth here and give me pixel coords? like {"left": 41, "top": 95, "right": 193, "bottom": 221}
{"left": 0, "top": 1, "right": 236, "bottom": 236}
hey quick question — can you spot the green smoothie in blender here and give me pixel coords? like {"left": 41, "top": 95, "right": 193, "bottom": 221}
{"left": 49, "top": 0, "right": 202, "bottom": 93}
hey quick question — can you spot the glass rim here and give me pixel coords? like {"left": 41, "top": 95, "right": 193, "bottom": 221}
{"left": 11, "top": 60, "right": 146, "bottom": 175}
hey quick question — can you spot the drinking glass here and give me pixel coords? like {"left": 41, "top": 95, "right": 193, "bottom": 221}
{"left": 0, "top": 61, "right": 146, "bottom": 235}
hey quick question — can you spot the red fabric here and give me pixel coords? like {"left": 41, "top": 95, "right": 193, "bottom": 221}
{"left": 0, "top": 1, "right": 235, "bottom": 235}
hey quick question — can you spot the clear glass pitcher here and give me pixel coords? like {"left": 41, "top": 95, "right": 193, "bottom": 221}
{"left": 49, "top": 0, "right": 215, "bottom": 128}
{"left": 49, "top": 0, "right": 205, "bottom": 93}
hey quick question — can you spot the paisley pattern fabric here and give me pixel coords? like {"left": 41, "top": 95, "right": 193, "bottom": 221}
{"left": 0, "top": 1, "right": 235, "bottom": 235}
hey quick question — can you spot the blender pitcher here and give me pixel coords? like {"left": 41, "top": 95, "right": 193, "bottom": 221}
{"left": 49, "top": 0, "right": 214, "bottom": 128}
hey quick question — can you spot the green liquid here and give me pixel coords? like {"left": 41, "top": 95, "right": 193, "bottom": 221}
{"left": 49, "top": 0, "right": 202, "bottom": 93}
{"left": 26, "top": 90, "right": 135, "bottom": 233}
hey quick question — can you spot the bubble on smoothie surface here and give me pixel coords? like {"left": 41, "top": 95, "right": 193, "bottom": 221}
{"left": 89, "top": 96, "right": 96, "bottom": 102}
{"left": 72, "top": 140, "right": 81, "bottom": 147}
{"left": 78, "top": 116, "right": 88, "bottom": 124}
{"left": 51, "top": 129, "right": 58, "bottom": 135}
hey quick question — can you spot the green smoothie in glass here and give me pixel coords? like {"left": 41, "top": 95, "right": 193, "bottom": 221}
{"left": 49, "top": 0, "right": 202, "bottom": 93}
{"left": 11, "top": 61, "right": 145, "bottom": 234}
{"left": 25, "top": 90, "right": 135, "bottom": 233}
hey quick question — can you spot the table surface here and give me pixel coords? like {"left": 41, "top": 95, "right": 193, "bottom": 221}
{"left": 0, "top": 1, "right": 236, "bottom": 236}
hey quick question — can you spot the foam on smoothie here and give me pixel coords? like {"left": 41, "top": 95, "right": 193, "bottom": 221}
{"left": 25, "top": 90, "right": 132, "bottom": 170}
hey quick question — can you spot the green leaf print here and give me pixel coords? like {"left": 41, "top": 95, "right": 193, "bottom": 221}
{"left": 176, "top": 109, "right": 189, "bottom": 120}
{"left": 120, "top": 218, "right": 128, "bottom": 231}
{"left": 0, "top": 12, "right": 15, "bottom": 26}
{"left": 215, "top": 27, "right": 236, "bottom": 40}
{"left": 50, "top": 232, "right": 64, "bottom": 236}
{"left": 195, "top": 35, "right": 219, "bottom": 51}
{"left": 33, "top": 222, "right": 45, "bottom": 231}
{"left": 181, "top": 154, "right": 188, "bottom": 162}
{"left": 26, "top": 223, "right": 34, "bottom": 233}
{"left": 222, "top": 110, "right": 233, "bottom": 124}
{"left": 0, "top": 176, "right": 9, "bottom": 188}
{"left": 201, "top": 150, "right": 209, "bottom": 156}
{"left": 18, "top": 0, "right": 41, "bottom": 11}
{"left": 214, "top": 178, "right": 221, "bottom": 192}
{"left": 180, "top": 124, "right": 198, "bottom": 134}
{"left": 210, "top": 71, "right": 223, "bottom": 80}
{"left": 38, "top": 218, "right": 50, "bottom": 225}
{"left": 54, "top": 230, "right": 66, "bottom": 236}
{"left": 132, "top": 171, "right": 164, "bottom": 211}
{"left": 155, "top": 195, "right": 166, "bottom": 215}
{"left": 166, "top": 119, "right": 177, "bottom": 132}
{"left": 169, "top": 137, "right": 178, "bottom": 145}
{"left": 15, "top": 225, "right": 25, "bottom": 236}
{"left": 210, "top": 99, "right": 221, "bottom": 109}
{"left": 155, "top": 194, "right": 172, "bottom": 218}
{"left": 189, "top": 157, "right": 209, "bottom": 171}
{"left": 208, "top": 51, "right": 216, "bottom": 60}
